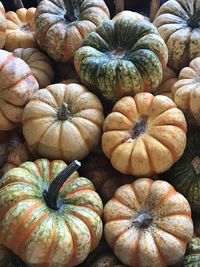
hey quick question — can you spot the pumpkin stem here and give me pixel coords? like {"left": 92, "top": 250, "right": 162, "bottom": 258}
{"left": 43, "top": 160, "right": 81, "bottom": 210}
{"left": 188, "top": 9, "right": 200, "bottom": 28}
{"left": 131, "top": 117, "right": 147, "bottom": 139}
{"left": 57, "top": 103, "right": 71, "bottom": 121}
{"left": 133, "top": 213, "right": 153, "bottom": 228}
{"left": 64, "top": 0, "right": 77, "bottom": 22}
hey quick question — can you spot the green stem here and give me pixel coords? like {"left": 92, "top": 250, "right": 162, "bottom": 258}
{"left": 188, "top": 9, "right": 200, "bottom": 28}
{"left": 44, "top": 160, "right": 81, "bottom": 210}
{"left": 64, "top": 0, "right": 77, "bottom": 22}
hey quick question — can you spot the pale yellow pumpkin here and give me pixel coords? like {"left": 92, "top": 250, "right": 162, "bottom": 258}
{"left": 0, "top": 2, "right": 6, "bottom": 49}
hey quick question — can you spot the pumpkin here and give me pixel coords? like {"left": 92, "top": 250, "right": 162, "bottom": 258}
{"left": 89, "top": 252, "right": 126, "bottom": 267}
{"left": 153, "top": 0, "right": 200, "bottom": 71}
{"left": 102, "top": 92, "right": 187, "bottom": 177}
{"left": 55, "top": 62, "right": 80, "bottom": 83}
{"left": 172, "top": 57, "right": 200, "bottom": 126}
{"left": 112, "top": 10, "right": 144, "bottom": 22}
{"left": 162, "top": 129, "right": 200, "bottom": 213}
{"left": 5, "top": 7, "right": 37, "bottom": 51}
{"left": 0, "top": 2, "right": 6, "bottom": 49}
{"left": 22, "top": 83, "right": 104, "bottom": 162}
{"left": 35, "top": 0, "right": 110, "bottom": 62}
{"left": 0, "top": 159, "right": 103, "bottom": 266}
{"left": 74, "top": 13, "right": 168, "bottom": 103}
{"left": 183, "top": 238, "right": 200, "bottom": 267}
{"left": 104, "top": 178, "right": 194, "bottom": 267}
{"left": 79, "top": 148, "right": 133, "bottom": 202}
{"left": 13, "top": 48, "right": 55, "bottom": 88}
{"left": 154, "top": 66, "right": 177, "bottom": 99}
{"left": 0, "top": 50, "right": 39, "bottom": 131}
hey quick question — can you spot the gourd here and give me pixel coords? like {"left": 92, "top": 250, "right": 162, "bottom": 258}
{"left": 0, "top": 1, "right": 6, "bottom": 49}
{"left": 183, "top": 237, "right": 200, "bottom": 267}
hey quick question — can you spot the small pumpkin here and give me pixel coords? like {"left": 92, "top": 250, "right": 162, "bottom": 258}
{"left": 0, "top": 2, "right": 6, "bottom": 49}
{"left": 0, "top": 50, "right": 39, "bottom": 131}
{"left": 183, "top": 238, "right": 200, "bottom": 267}
{"left": 102, "top": 92, "right": 187, "bottom": 176}
{"left": 13, "top": 48, "right": 55, "bottom": 88}
{"left": 74, "top": 13, "right": 168, "bottom": 103}
{"left": 104, "top": 178, "right": 194, "bottom": 267}
{"left": 0, "top": 159, "right": 103, "bottom": 266}
{"left": 22, "top": 83, "right": 104, "bottom": 162}
{"left": 153, "top": 0, "right": 200, "bottom": 71}
{"left": 5, "top": 8, "right": 37, "bottom": 51}
{"left": 35, "top": 0, "right": 110, "bottom": 62}
{"left": 172, "top": 57, "right": 200, "bottom": 126}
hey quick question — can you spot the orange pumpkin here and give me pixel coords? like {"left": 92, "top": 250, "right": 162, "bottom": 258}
{"left": 104, "top": 178, "right": 194, "bottom": 267}
{"left": 102, "top": 92, "right": 187, "bottom": 176}
{"left": 0, "top": 50, "right": 39, "bottom": 130}
{"left": 0, "top": 2, "right": 6, "bottom": 49}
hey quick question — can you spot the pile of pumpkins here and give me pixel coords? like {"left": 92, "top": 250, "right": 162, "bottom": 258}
{"left": 0, "top": 0, "right": 200, "bottom": 266}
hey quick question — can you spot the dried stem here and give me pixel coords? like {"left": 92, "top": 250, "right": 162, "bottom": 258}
{"left": 150, "top": 0, "right": 160, "bottom": 22}
{"left": 13, "top": 0, "right": 24, "bottom": 9}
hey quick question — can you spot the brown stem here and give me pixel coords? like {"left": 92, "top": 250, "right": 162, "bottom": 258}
{"left": 150, "top": 0, "right": 160, "bottom": 22}
{"left": 57, "top": 103, "right": 71, "bottom": 121}
{"left": 188, "top": 9, "right": 200, "bottom": 28}
{"left": 133, "top": 213, "right": 153, "bottom": 228}
{"left": 13, "top": 0, "right": 24, "bottom": 9}
{"left": 63, "top": 0, "right": 77, "bottom": 22}
{"left": 114, "top": 0, "right": 124, "bottom": 14}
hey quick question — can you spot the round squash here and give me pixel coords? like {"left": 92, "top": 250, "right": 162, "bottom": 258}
{"left": 172, "top": 57, "right": 200, "bottom": 126}
{"left": 161, "top": 129, "right": 200, "bottom": 213}
{"left": 183, "top": 238, "right": 200, "bottom": 267}
{"left": 0, "top": 2, "right": 6, "bottom": 49}
{"left": 13, "top": 48, "right": 55, "bottom": 88}
{"left": 35, "top": 0, "right": 110, "bottom": 62}
{"left": 22, "top": 83, "right": 104, "bottom": 162}
{"left": 0, "top": 159, "right": 103, "bottom": 266}
{"left": 5, "top": 8, "right": 37, "bottom": 51}
{"left": 102, "top": 92, "right": 187, "bottom": 176}
{"left": 153, "top": 0, "right": 200, "bottom": 71}
{"left": 104, "top": 178, "right": 194, "bottom": 267}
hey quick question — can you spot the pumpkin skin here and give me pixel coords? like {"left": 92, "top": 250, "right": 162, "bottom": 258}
{"left": 90, "top": 252, "right": 126, "bottom": 267}
{"left": 13, "top": 48, "right": 55, "bottom": 88}
{"left": 74, "top": 15, "right": 168, "bottom": 103}
{"left": 161, "top": 129, "right": 200, "bottom": 213}
{"left": 35, "top": 0, "right": 110, "bottom": 62}
{"left": 104, "top": 178, "right": 194, "bottom": 267}
{"left": 183, "top": 238, "right": 200, "bottom": 267}
{"left": 0, "top": 2, "right": 6, "bottom": 49}
{"left": 172, "top": 57, "right": 200, "bottom": 126}
{"left": 0, "top": 158, "right": 103, "bottom": 267}
{"left": 102, "top": 92, "right": 187, "bottom": 176}
{"left": 153, "top": 0, "right": 200, "bottom": 71}
{"left": 0, "top": 50, "right": 39, "bottom": 131}
{"left": 5, "top": 8, "right": 37, "bottom": 51}
{"left": 22, "top": 83, "right": 104, "bottom": 162}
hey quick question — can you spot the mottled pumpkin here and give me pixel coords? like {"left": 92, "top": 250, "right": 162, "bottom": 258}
{"left": 0, "top": 159, "right": 103, "bottom": 267}
{"left": 13, "top": 48, "right": 55, "bottom": 88}
{"left": 161, "top": 129, "right": 200, "bottom": 213}
{"left": 74, "top": 14, "right": 168, "bottom": 103}
{"left": 0, "top": 2, "right": 6, "bottom": 49}
{"left": 153, "top": 0, "right": 200, "bottom": 71}
{"left": 0, "top": 50, "right": 39, "bottom": 131}
{"left": 183, "top": 238, "right": 200, "bottom": 267}
{"left": 104, "top": 178, "right": 194, "bottom": 267}
{"left": 5, "top": 8, "right": 37, "bottom": 51}
{"left": 172, "top": 57, "right": 200, "bottom": 126}
{"left": 102, "top": 92, "right": 187, "bottom": 176}
{"left": 22, "top": 83, "right": 104, "bottom": 162}
{"left": 35, "top": 0, "right": 110, "bottom": 62}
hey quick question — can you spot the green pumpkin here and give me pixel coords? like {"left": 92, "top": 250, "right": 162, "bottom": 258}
{"left": 0, "top": 159, "right": 103, "bottom": 267}
{"left": 161, "top": 129, "right": 200, "bottom": 213}
{"left": 184, "top": 238, "right": 200, "bottom": 267}
{"left": 74, "top": 14, "right": 168, "bottom": 103}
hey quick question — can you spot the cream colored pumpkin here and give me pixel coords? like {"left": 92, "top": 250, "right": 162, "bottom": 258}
{"left": 0, "top": 2, "right": 6, "bottom": 49}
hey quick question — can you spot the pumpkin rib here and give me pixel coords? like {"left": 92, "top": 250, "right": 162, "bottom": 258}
{"left": 151, "top": 233, "right": 167, "bottom": 266}
{"left": 131, "top": 183, "right": 142, "bottom": 206}
{"left": 157, "top": 225, "right": 187, "bottom": 245}
{"left": 142, "top": 137, "right": 156, "bottom": 174}
{"left": 108, "top": 137, "right": 133, "bottom": 162}
{"left": 0, "top": 53, "right": 14, "bottom": 72}
{"left": 0, "top": 105, "right": 15, "bottom": 124}
{"left": 126, "top": 139, "right": 138, "bottom": 174}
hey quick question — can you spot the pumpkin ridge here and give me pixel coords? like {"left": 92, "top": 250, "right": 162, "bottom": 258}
{"left": 126, "top": 139, "right": 137, "bottom": 174}
{"left": 142, "top": 137, "right": 156, "bottom": 175}
{"left": 131, "top": 183, "right": 143, "bottom": 206}
{"left": 65, "top": 186, "right": 95, "bottom": 198}
{"left": 30, "top": 65, "right": 53, "bottom": 80}
{"left": 157, "top": 225, "right": 187, "bottom": 245}
{"left": 130, "top": 230, "right": 141, "bottom": 267}
{"left": 151, "top": 233, "right": 167, "bottom": 266}
{"left": 73, "top": 115, "right": 103, "bottom": 128}
{"left": 0, "top": 105, "right": 16, "bottom": 124}
{"left": 108, "top": 223, "right": 130, "bottom": 248}
{"left": 35, "top": 121, "right": 56, "bottom": 151}
{"left": 58, "top": 123, "right": 64, "bottom": 159}
{"left": 108, "top": 136, "right": 133, "bottom": 160}
{"left": 0, "top": 53, "right": 14, "bottom": 72}
{"left": 71, "top": 119, "right": 92, "bottom": 150}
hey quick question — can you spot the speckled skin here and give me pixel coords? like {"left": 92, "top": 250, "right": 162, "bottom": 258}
{"left": 35, "top": 0, "right": 110, "bottom": 62}
{"left": 22, "top": 83, "right": 104, "bottom": 162}
{"left": 172, "top": 57, "right": 200, "bottom": 126}
{"left": 0, "top": 159, "right": 103, "bottom": 267}
{"left": 104, "top": 178, "right": 194, "bottom": 267}
{"left": 0, "top": 2, "right": 6, "bottom": 49}
{"left": 183, "top": 237, "right": 200, "bottom": 266}
{"left": 0, "top": 50, "right": 39, "bottom": 131}
{"left": 102, "top": 92, "right": 187, "bottom": 177}
{"left": 91, "top": 252, "right": 126, "bottom": 267}
{"left": 5, "top": 8, "right": 37, "bottom": 51}
{"left": 74, "top": 14, "right": 168, "bottom": 103}
{"left": 154, "top": 0, "right": 200, "bottom": 71}
{"left": 13, "top": 48, "right": 55, "bottom": 88}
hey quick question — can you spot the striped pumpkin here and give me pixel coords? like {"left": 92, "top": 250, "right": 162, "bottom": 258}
{"left": 0, "top": 159, "right": 103, "bottom": 267}
{"left": 0, "top": 2, "right": 6, "bottom": 49}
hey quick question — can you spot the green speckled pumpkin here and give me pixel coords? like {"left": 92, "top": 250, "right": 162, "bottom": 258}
{"left": 162, "top": 129, "right": 200, "bottom": 213}
{"left": 74, "top": 14, "right": 168, "bottom": 103}
{"left": 183, "top": 237, "right": 200, "bottom": 267}
{"left": 0, "top": 159, "right": 103, "bottom": 267}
